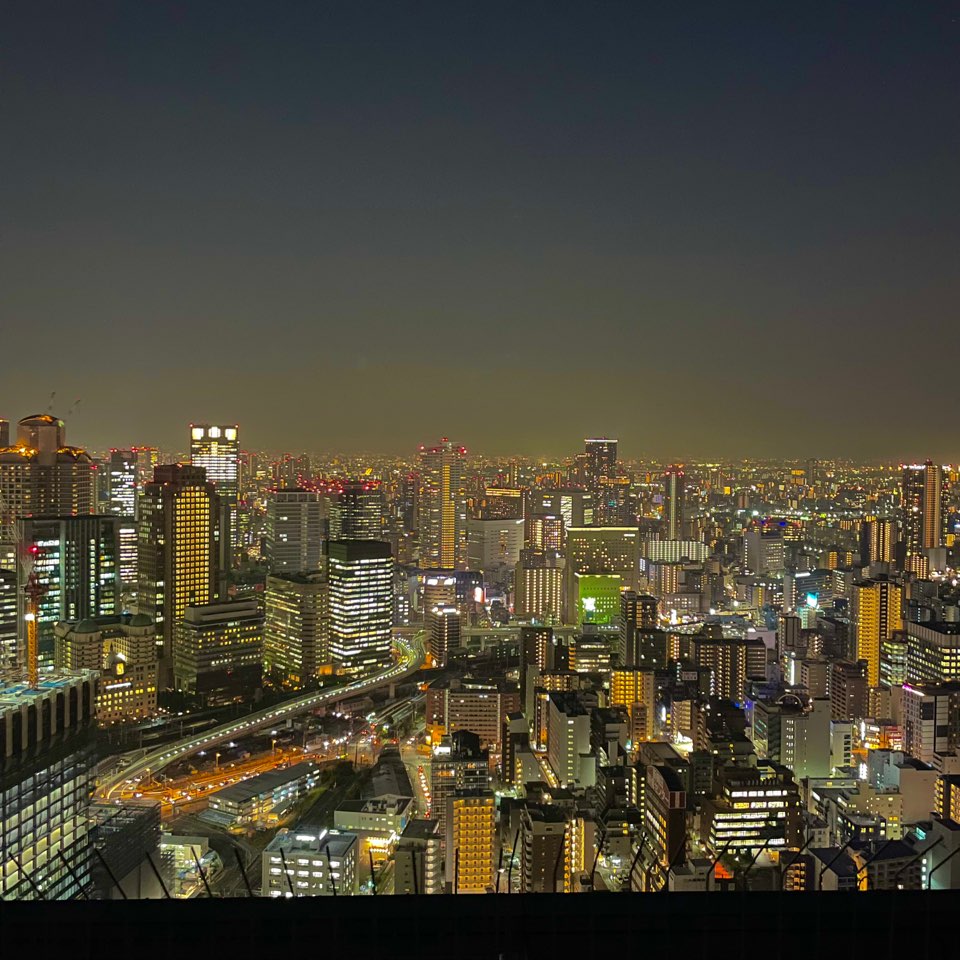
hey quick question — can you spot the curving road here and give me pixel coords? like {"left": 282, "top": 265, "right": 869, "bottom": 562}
{"left": 98, "top": 634, "right": 425, "bottom": 800}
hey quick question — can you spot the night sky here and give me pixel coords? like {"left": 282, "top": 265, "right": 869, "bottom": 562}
{"left": 2, "top": 2, "right": 957, "bottom": 459}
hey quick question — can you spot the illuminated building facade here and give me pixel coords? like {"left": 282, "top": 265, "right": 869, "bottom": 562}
{"left": 418, "top": 438, "right": 466, "bottom": 570}
{"left": 262, "top": 828, "right": 359, "bottom": 897}
{"left": 264, "top": 572, "right": 328, "bottom": 687}
{"left": 573, "top": 572, "right": 621, "bottom": 625}
{"left": 514, "top": 549, "right": 564, "bottom": 623}
{"left": 329, "top": 481, "right": 383, "bottom": 540}
{"left": 106, "top": 449, "right": 137, "bottom": 519}
{"left": 190, "top": 423, "right": 239, "bottom": 560}
{"left": 852, "top": 577, "right": 902, "bottom": 687}
{"left": 264, "top": 488, "right": 324, "bottom": 573}
{"left": 427, "top": 603, "right": 460, "bottom": 668}
{"left": 138, "top": 464, "right": 221, "bottom": 684}
{"left": 0, "top": 671, "right": 99, "bottom": 899}
{"left": 662, "top": 465, "right": 685, "bottom": 539}
{"left": 446, "top": 790, "right": 496, "bottom": 893}
{"left": 327, "top": 540, "right": 393, "bottom": 676}
{"left": 901, "top": 461, "right": 943, "bottom": 576}
{"left": 174, "top": 598, "right": 263, "bottom": 705}
{"left": 610, "top": 668, "right": 656, "bottom": 741}
{"left": 20, "top": 515, "right": 121, "bottom": 668}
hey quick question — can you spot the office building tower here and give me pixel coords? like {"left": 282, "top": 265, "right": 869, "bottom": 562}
{"left": 264, "top": 572, "right": 328, "bottom": 688}
{"left": 476, "top": 486, "right": 524, "bottom": 520}
{"left": 749, "top": 697, "right": 832, "bottom": 779}
{"left": 329, "top": 481, "right": 383, "bottom": 541}
{"left": 852, "top": 577, "right": 903, "bottom": 687}
{"left": 418, "top": 439, "right": 466, "bottom": 570}
{"left": 564, "top": 526, "right": 640, "bottom": 615}
{"left": 662, "top": 466, "right": 685, "bottom": 539}
{"left": 446, "top": 790, "right": 496, "bottom": 893}
{"left": 830, "top": 659, "right": 869, "bottom": 721}
{"left": 0, "top": 568, "right": 16, "bottom": 669}
{"left": 743, "top": 527, "right": 785, "bottom": 575}
{"left": 0, "top": 415, "right": 96, "bottom": 565}
{"left": 190, "top": 423, "right": 239, "bottom": 561}
{"left": 106, "top": 449, "right": 137, "bottom": 520}
{"left": 426, "top": 678, "right": 520, "bottom": 750}
{"left": 395, "top": 819, "right": 442, "bottom": 895}
{"left": 137, "top": 464, "right": 221, "bottom": 682}
{"left": 904, "top": 621, "right": 960, "bottom": 684}
{"left": 264, "top": 488, "right": 324, "bottom": 573}
{"left": 117, "top": 521, "right": 138, "bottom": 592}
{"left": 533, "top": 489, "right": 594, "bottom": 529}
{"left": 0, "top": 671, "right": 99, "bottom": 899}
{"left": 466, "top": 516, "right": 524, "bottom": 582}
{"left": 902, "top": 683, "right": 960, "bottom": 764}
{"left": 582, "top": 438, "right": 620, "bottom": 525}
{"left": 861, "top": 516, "right": 896, "bottom": 566}
{"left": 427, "top": 603, "right": 460, "bottom": 668}
{"left": 902, "top": 461, "right": 943, "bottom": 576}
{"left": 700, "top": 762, "right": 802, "bottom": 855}
{"left": 644, "top": 763, "right": 688, "bottom": 887}
{"left": 514, "top": 549, "right": 564, "bottom": 624}
{"left": 262, "top": 829, "right": 359, "bottom": 897}
{"left": 21, "top": 515, "right": 121, "bottom": 667}
{"left": 526, "top": 513, "right": 564, "bottom": 552}
{"left": 327, "top": 540, "right": 393, "bottom": 676}
{"left": 584, "top": 438, "right": 618, "bottom": 486}
{"left": 174, "top": 598, "right": 263, "bottom": 705}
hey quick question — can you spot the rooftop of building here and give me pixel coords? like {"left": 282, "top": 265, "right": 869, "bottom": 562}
{"left": 265, "top": 827, "right": 356, "bottom": 856}
{"left": 399, "top": 818, "right": 440, "bottom": 842}
{"left": 336, "top": 794, "right": 413, "bottom": 816}
{"left": 0, "top": 670, "right": 98, "bottom": 712}
{"left": 208, "top": 761, "right": 319, "bottom": 804}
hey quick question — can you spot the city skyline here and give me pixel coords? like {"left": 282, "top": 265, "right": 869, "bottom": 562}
{"left": 2, "top": 4, "right": 958, "bottom": 459}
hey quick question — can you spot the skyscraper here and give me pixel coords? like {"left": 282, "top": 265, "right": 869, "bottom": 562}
{"left": 20, "top": 515, "right": 122, "bottom": 667}
{"left": 190, "top": 423, "right": 239, "bottom": 562}
{"left": 264, "top": 572, "right": 328, "bottom": 688}
{"left": 663, "top": 465, "right": 686, "bottom": 540}
{"left": 418, "top": 439, "right": 466, "bottom": 570}
{"left": 0, "top": 414, "right": 96, "bottom": 565}
{"left": 583, "top": 438, "right": 619, "bottom": 524}
{"left": 329, "top": 481, "right": 383, "bottom": 540}
{"left": 327, "top": 539, "right": 393, "bottom": 676}
{"left": 901, "top": 461, "right": 943, "bottom": 576}
{"left": 427, "top": 603, "right": 460, "bottom": 668}
{"left": 137, "top": 464, "right": 221, "bottom": 683}
{"left": 106, "top": 449, "right": 138, "bottom": 519}
{"left": 852, "top": 577, "right": 903, "bottom": 687}
{"left": 263, "top": 488, "right": 324, "bottom": 573}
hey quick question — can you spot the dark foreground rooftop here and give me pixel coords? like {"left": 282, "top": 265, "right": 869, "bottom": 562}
{"left": 2, "top": 891, "right": 959, "bottom": 960}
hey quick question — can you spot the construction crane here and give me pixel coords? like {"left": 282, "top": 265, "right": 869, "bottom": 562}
{"left": 0, "top": 487, "right": 43, "bottom": 687}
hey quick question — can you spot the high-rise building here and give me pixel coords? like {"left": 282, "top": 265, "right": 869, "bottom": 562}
{"left": 137, "top": 464, "right": 221, "bottom": 683}
{"left": 829, "top": 659, "right": 869, "bottom": 721}
{"left": 21, "top": 515, "right": 121, "bottom": 668}
{"left": 860, "top": 516, "right": 896, "bottom": 566}
{"left": 430, "top": 731, "right": 489, "bottom": 846}
{"left": 174, "top": 598, "right": 263, "bottom": 705}
{"left": 663, "top": 466, "right": 686, "bottom": 540}
{"left": 519, "top": 803, "right": 570, "bottom": 893}
{"left": 417, "top": 439, "right": 466, "bottom": 570}
{"left": 190, "top": 423, "right": 239, "bottom": 561}
{"left": 619, "top": 591, "right": 664, "bottom": 667}
{"left": 526, "top": 513, "right": 564, "bottom": 552}
{"left": 327, "top": 540, "right": 393, "bottom": 676}
{"left": 264, "top": 572, "right": 328, "bottom": 688}
{"left": 446, "top": 790, "right": 496, "bottom": 893}
{"left": 466, "top": 517, "right": 524, "bottom": 582}
{"left": 610, "top": 668, "right": 656, "bottom": 742}
{"left": 514, "top": 549, "right": 564, "bottom": 624}
{"left": 427, "top": 603, "right": 460, "bottom": 668}
{"left": 583, "top": 438, "right": 621, "bottom": 525}
{"left": 902, "top": 682, "right": 960, "bottom": 764}
{"left": 0, "top": 671, "right": 99, "bottom": 899}
{"left": 263, "top": 488, "right": 324, "bottom": 573}
{"left": 106, "top": 449, "right": 138, "bottom": 519}
{"left": 851, "top": 577, "right": 902, "bottom": 687}
{"left": 0, "top": 414, "right": 96, "bottom": 565}
{"left": 901, "top": 461, "right": 943, "bottom": 576}
{"left": 329, "top": 481, "right": 383, "bottom": 540}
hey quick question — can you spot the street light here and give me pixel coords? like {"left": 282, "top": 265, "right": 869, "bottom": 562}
{"left": 272, "top": 738, "right": 277, "bottom": 757}
{"left": 215, "top": 752, "right": 221, "bottom": 772}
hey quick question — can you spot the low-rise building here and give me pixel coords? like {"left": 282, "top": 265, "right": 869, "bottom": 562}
{"left": 262, "top": 828, "right": 358, "bottom": 896}
{"left": 204, "top": 761, "right": 321, "bottom": 827}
